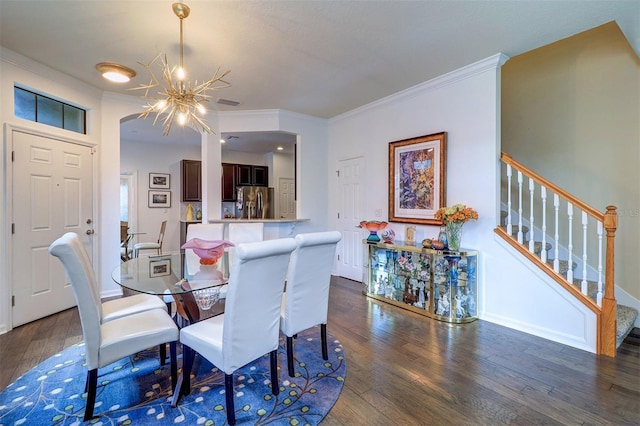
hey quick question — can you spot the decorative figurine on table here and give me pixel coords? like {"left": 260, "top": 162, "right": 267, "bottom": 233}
{"left": 466, "top": 288, "right": 476, "bottom": 316}
{"left": 377, "top": 277, "right": 387, "bottom": 295}
{"left": 380, "top": 228, "right": 395, "bottom": 243}
{"left": 384, "top": 280, "right": 395, "bottom": 299}
{"left": 415, "top": 281, "right": 426, "bottom": 309}
{"left": 359, "top": 220, "right": 388, "bottom": 243}
{"left": 405, "top": 225, "right": 416, "bottom": 245}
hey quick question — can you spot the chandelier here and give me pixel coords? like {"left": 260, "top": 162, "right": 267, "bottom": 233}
{"left": 133, "top": 2, "right": 231, "bottom": 136}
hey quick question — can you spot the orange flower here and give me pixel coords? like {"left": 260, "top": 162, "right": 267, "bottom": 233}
{"left": 435, "top": 204, "right": 479, "bottom": 224}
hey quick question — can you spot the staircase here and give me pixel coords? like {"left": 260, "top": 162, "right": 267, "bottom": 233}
{"left": 500, "top": 214, "right": 638, "bottom": 349}
{"left": 499, "top": 153, "right": 638, "bottom": 356}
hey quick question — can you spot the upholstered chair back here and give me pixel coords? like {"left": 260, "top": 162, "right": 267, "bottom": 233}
{"left": 49, "top": 232, "right": 102, "bottom": 368}
{"left": 221, "top": 238, "right": 295, "bottom": 373}
{"left": 281, "top": 231, "right": 341, "bottom": 336}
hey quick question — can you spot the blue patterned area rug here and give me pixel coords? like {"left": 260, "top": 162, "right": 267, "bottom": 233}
{"left": 0, "top": 328, "right": 346, "bottom": 425}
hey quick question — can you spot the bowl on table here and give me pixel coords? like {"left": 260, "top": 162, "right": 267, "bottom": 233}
{"left": 359, "top": 221, "right": 388, "bottom": 243}
{"left": 181, "top": 238, "right": 235, "bottom": 265}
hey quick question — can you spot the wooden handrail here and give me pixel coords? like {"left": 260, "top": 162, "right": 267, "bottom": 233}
{"left": 500, "top": 152, "right": 618, "bottom": 357}
{"left": 501, "top": 153, "right": 604, "bottom": 221}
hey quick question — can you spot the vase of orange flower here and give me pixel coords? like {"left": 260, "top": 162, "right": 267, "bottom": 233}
{"left": 434, "top": 204, "right": 479, "bottom": 251}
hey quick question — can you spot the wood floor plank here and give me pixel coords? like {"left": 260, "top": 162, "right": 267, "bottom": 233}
{"left": 1, "top": 276, "right": 639, "bottom": 425}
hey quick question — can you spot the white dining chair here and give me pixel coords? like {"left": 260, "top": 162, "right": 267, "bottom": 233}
{"left": 62, "top": 232, "right": 169, "bottom": 322}
{"left": 280, "top": 231, "right": 342, "bottom": 377}
{"left": 179, "top": 238, "right": 296, "bottom": 425}
{"left": 134, "top": 220, "right": 167, "bottom": 257}
{"left": 228, "top": 222, "right": 264, "bottom": 244}
{"left": 223, "top": 222, "right": 264, "bottom": 297}
{"left": 49, "top": 232, "right": 179, "bottom": 421}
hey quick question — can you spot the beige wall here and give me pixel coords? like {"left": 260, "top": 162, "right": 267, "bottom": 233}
{"left": 502, "top": 22, "right": 640, "bottom": 300}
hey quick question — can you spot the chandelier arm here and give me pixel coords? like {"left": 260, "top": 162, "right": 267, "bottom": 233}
{"left": 133, "top": 2, "right": 230, "bottom": 135}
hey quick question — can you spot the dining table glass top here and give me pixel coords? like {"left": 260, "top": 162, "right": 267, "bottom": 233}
{"left": 112, "top": 252, "right": 230, "bottom": 296}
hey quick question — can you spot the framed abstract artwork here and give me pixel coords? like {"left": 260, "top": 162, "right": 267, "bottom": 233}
{"left": 389, "top": 132, "right": 447, "bottom": 225}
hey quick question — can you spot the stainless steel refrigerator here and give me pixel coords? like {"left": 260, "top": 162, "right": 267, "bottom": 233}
{"left": 235, "top": 186, "right": 275, "bottom": 219}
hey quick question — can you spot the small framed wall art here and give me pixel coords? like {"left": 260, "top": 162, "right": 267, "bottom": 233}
{"left": 148, "top": 190, "right": 171, "bottom": 208}
{"left": 149, "top": 172, "right": 170, "bottom": 189}
{"left": 389, "top": 132, "right": 447, "bottom": 225}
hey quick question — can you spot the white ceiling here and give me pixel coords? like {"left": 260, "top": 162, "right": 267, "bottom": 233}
{"left": 2, "top": 1, "right": 638, "bottom": 151}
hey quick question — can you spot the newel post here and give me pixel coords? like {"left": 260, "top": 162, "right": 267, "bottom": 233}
{"left": 600, "top": 205, "right": 618, "bottom": 357}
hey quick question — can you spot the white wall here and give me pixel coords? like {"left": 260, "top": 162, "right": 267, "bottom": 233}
{"left": 502, "top": 23, "right": 640, "bottom": 303}
{"left": 218, "top": 110, "right": 329, "bottom": 235}
{"left": 120, "top": 139, "right": 201, "bottom": 255}
{"left": 221, "top": 150, "right": 267, "bottom": 165}
{"left": 0, "top": 49, "right": 104, "bottom": 332}
{"left": 0, "top": 46, "right": 600, "bottom": 351}
{"left": 328, "top": 53, "right": 598, "bottom": 352}
{"left": 269, "top": 151, "right": 295, "bottom": 219}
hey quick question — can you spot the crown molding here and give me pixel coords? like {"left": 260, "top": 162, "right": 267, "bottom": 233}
{"left": 330, "top": 53, "right": 510, "bottom": 123}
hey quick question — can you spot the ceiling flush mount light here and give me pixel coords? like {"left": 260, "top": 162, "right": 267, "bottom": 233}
{"left": 96, "top": 62, "right": 136, "bottom": 83}
{"left": 132, "top": 2, "right": 231, "bottom": 136}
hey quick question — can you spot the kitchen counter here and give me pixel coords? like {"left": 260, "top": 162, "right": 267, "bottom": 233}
{"left": 207, "top": 219, "right": 309, "bottom": 224}
{"left": 207, "top": 218, "right": 310, "bottom": 237}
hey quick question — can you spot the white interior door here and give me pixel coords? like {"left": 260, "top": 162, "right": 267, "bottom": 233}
{"left": 11, "top": 130, "right": 94, "bottom": 327}
{"left": 278, "top": 177, "right": 296, "bottom": 219}
{"left": 337, "top": 157, "right": 365, "bottom": 281}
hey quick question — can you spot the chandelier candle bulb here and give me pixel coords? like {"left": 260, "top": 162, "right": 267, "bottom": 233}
{"left": 131, "top": 1, "right": 231, "bottom": 136}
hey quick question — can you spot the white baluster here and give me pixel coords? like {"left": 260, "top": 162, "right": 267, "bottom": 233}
{"left": 540, "top": 187, "right": 547, "bottom": 263}
{"left": 553, "top": 194, "right": 560, "bottom": 272}
{"left": 506, "top": 164, "right": 512, "bottom": 235}
{"left": 517, "top": 171, "right": 523, "bottom": 244}
{"left": 597, "top": 221, "right": 603, "bottom": 306}
{"left": 528, "top": 178, "right": 535, "bottom": 252}
{"left": 581, "top": 212, "right": 588, "bottom": 295}
{"left": 567, "top": 203, "right": 574, "bottom": 283}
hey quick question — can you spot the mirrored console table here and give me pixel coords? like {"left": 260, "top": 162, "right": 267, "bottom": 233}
{"left": 363, "top": 240, "right": 478, "bottom": 323}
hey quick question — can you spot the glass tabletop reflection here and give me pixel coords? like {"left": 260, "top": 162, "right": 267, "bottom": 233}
{"left": 111, "top": 252, "right": 230, "bottom": 296}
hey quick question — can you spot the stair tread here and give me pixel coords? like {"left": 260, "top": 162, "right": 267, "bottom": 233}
{"left": 569, "top": 278, "right": 637, "bottom": 348}
{"left": 546, "top": 259, "right": 577, "bottom": 275}
{"left": 617, "top": 305, "right": 639, "bottom": 347}
{"left": 499, "top": 217, "right": 636, "bottom": 349}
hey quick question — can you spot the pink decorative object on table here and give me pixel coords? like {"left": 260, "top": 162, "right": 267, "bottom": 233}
{"left": 181, "top": 238, "right": 235, "bottom": 265}
{"left": 359, "top": 220, "right": 388, "bottom": 243}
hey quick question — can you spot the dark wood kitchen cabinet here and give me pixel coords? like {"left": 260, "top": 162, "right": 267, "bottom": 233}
{"left": 252, "top": 166, "right": 268, "bottom": 186}
{"left": 236, "top": 164, "right": 252, "bottom": 186}
{"left": 220, "top": 163, "right": 269, "bottom": 202}
{"left": 181, "top": 160, "right": 201, "bottom": 202}
{"left": 221, "top": 163, "right": 236, "bottom": 201}
{"left": 235, "top": 164, "right": 268, "bottom": 187}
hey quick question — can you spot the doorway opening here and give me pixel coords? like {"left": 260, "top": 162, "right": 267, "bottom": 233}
{"left": 120, "top": 172, "right": 138, "bottom": 246}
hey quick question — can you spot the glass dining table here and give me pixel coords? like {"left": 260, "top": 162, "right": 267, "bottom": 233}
{"left": 111, "top": 252, "right": 230, "bottom": 323}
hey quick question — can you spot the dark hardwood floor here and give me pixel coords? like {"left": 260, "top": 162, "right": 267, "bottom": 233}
{"left": 1, "top": 276, "right": 638, "bottom": 425}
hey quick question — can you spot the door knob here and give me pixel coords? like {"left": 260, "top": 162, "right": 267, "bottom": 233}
{"left": 86, "top": 229, "right": 95, "bottom": 235}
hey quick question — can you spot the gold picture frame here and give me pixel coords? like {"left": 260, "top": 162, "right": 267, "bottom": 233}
{"left": 389, "top": 132, "right": 447, "bottom": 225}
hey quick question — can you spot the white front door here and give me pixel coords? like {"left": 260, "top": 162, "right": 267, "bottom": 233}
{"left": 11, "top": 130, "right": 94, "bottom": 327}
{"left": 336, "top": 157, "right": 365, "bottom": 281}
{"left": 278, "top": 177, "right": 296, "bottom": 219}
